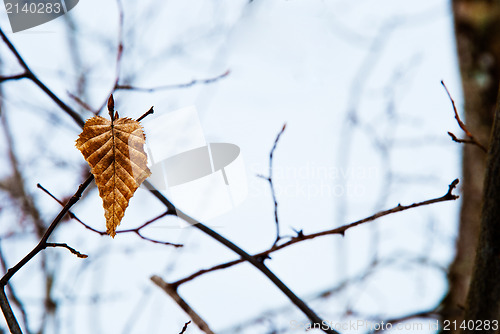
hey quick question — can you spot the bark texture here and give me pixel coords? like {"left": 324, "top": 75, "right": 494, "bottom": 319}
{"left": 462, "top": 86, "right": 500, "bottom": 331}
{"left": 442, "top": 0, "right": 500, "bottom": 329}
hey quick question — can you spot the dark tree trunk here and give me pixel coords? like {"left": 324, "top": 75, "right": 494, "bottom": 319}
{"left": 462, "top": 86, "right": 500, "bottom": 331}
{"left": 442, "top": 0, "right": 500, "bottom": 330}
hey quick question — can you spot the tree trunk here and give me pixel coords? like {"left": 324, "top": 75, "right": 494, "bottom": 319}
{"left": 462, "top": 85, "right": 500, "bottom": 331}
{"left": 442, "top": 0, "right": 500, "bottom": 330}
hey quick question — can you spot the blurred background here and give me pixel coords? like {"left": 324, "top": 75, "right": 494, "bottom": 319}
{"left": 0, "top": 0, "right": 471, "bottom": 333}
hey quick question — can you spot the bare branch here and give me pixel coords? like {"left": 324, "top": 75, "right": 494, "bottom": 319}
{"left": 115, "top": 70, "right": 230, "bottom": 92}
{"left": 66, "top": 92, "right": 95, "bottom": 113}
{"left": 0, "top": 73, "right": 28, "bottom": 82}
{"left": 36, "top": 183, "right": 91, "bottom": 228}
{"left": 372, "top": 309, "right": 439, "bottom": 333}
{"left": 0, "top": 287, "right": 21, "bottom": 334}
{"left": 118, "top": 212, "right": 183, "bottom": 247}
{"left": 136, "top": 106, "right": 154, "bottom": 122}
{"left": 37, "top": 183, "right": 183, "bottom": 247}
{"left": 0, "top": 248, "right": 29, "bottom": 333}
{"left": 45, "top": 243, "right": 88, "bottom": 259}
{"left": 93, "top": 0, "right": 125, "bottom": 117}
{"left": 151, "top": 276, "right": 215, "bottom": 334}
{"left": 441, "top": 80, "right": 487, "bottom": 152}
{"left": 171, "top": 179, "right": 459, "bottom": 286}
{"left": 258, "top": 123, "right": 287, "bottom": 247}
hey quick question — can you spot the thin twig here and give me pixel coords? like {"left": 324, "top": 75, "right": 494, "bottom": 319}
{"left": 179, "top": 321, "right": 191, "bottom": 334}
{"left": 441, "top": 80, "right": 487, "bottom": 152}
{"left": 118, "top": 212, "right": 183, "bottom": 247}
{"left": 171, "top": 179, "right": 460, "bottom": 286}
{"left": 45, "top": 243, "right": 88, "bottom": 259}
{"left": 136, "top": 106, "right": 154, "bottom": 122}
{"left": 151, "top": 276, "right": 215, "bottom": 334}
{"left": 372, "top": 309, "right": 439, "bottom": 333}
{"left": 66, "top": 92, "right": 95, "bottom": 113}
{"left": 94, "top": 0, "right": 125, "bottom": 116}
{"left": 0, "top": 73, "right": 28, "bottom": 82}
{"left": 37, "top": 183, "right": 92, "bottom": 229}
{"left": 115, "top": 70, "right": 230, "bottom": 92}
{"left": 258, "top": 123, "right": 287, "bottom": 247}
{"left": 37, "top": 183, "right": 182, "bottom": 247}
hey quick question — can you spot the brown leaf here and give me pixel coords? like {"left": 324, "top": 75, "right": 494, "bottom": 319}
{"left": 76, "top": 114, "right": 151, "bottom": 237}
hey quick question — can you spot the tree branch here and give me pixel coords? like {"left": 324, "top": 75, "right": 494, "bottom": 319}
{"left": 373, "top": 309, "right": 439, "bottom": 333}
{"left": 258, "top": 123, "right": 287, "bottom": 247}
{"left": 178, "top": 320, "right": 191, "bottom": 334}
{"left": 171, "top": 179, "right": 459, "bottom": 286}
{"left": 44, "top": 243, "right": 88, "bottom": 259}
{"left": 0, "top": 73, "right": 28, "bottom": 82}
{"left": 151, "top": 276, "right": 214, "bottom": 334}
{"left": 115, "top": 70, "right": 230, "bottom": 92}
{"left": 442, "top": 80, "right": 487, "bottom": 153}
{"left": 37, "top": 183, "right": 183, "bottom": 247}
{"left": 0, "top": 247, "right": 30, "bottom": 333}
{"left": 0, "top": 287, "right": 21, "bottom": 334}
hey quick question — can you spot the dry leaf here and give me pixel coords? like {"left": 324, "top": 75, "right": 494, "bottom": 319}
{"left": 76, "top": 100, "right": 151, "bottom": 237}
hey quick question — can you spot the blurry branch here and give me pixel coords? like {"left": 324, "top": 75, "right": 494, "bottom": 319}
{"left": 115, "top": 70, "right": 230, "bottom": 92}
{"left": 0, "top": 105, "right": 45, "bottom": 237}
{"left": 67, "top": 92, "right": 94, "bottom": 113}
{"left": 92, "top": 0, "right": 125, "bottom": 116}
{"left": 0, "top": 60, "right": 37, "bottom": 334}
{"left": 0, "top": 245, "right": 30, "bottom": 334}
{"left": 334, "top": 20, "right": 399, "bottom": 231}
{"left": 112, "top": 0, "right": 124, "bottom": 94}
{"left": 171, "top": 179, "right": 459, "bottom": 286}
{"left": 179, "top": 321, "right": 191, "bottom": 334}
{"left": 441, "top": 80, "right": 487, "bottom": 153}
{"left": 151, "top": 276, "right": 214, "bottom": 334}
{"left": 37, "top": 183, "right": 183, "bottom": 247}
{"left": 372, "top": 309, "right": 439, "bottom": 333}
{"left": 257, "top": 123, "right": 287, "bottom": 247}
{"left": 220, "top": 253, "right": 444, "bottom": 334}
{"left": 45, "top": 243, "right": 88, "bottom": 259}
